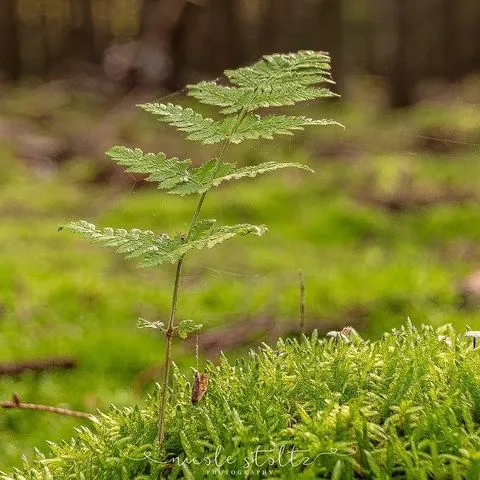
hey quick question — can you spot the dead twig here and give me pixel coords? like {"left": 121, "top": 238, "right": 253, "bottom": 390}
{"left": 0, "top": 357, "right": 77, "bottom": 376}
{"left": 299, "top": 270, "right": 306, "bottom": 334}
{"left": 1, "top": 393, "right": 95, "bottom": 421}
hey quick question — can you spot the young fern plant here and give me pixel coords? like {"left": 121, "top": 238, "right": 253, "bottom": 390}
{"left": 60, "top": 50, "right": 341, "bottom": 446}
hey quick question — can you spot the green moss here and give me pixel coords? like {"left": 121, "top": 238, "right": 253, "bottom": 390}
{"left": 1, "top": 84, "right": 480, "bottom": 469}
{"left": 5, "top": 324, "right": 480, "bottom": 479}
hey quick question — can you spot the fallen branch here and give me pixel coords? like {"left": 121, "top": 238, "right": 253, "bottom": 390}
{"left": 355, "top": 188, "right": 476, "bottom": 212}
{"left": 1, "top": 393, "right": 95, "bottom": 421}
{"left": 0, "top": 357, "right": 77, "bottom": 376}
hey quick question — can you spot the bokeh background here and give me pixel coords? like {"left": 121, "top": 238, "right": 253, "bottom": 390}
{"left": 1, "top": 0, "right": 480, "bottom": 470}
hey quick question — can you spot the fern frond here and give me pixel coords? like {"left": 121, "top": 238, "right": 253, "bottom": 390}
{"left": 215, "top": 161, "right": 314, "bottom": 183}
{"left": 60, "top": 220, "right": 266, "bottom": 268}
{"left": 184, "top": 159, "right": 314, "bottom": 194}
{"left": 106, "top": 147, "right": 192, "bottom": 188}
{"left": 230, "top": 114, "right": 342, "bottom": 143}
{"left": 105, "top": 147, "right": 313, "bottom": 195}
{"left": 60, "top": 221, "right": 162, "bottom": 262}
{"left": 224, "top": 50, "right": 333, "bottom": 88}
{"left": 140, "top": 51, "right": 341, "bottom": 142}
{"left": 139, "top": 103, "right": 341, "bottom": 144}
{"left": 139, "top": 103, "right": 222, "bottom": 144}
{"left": 187, "top": 81, "right": 336, "bottom": 114}
{"left": 180, "top": 222, "right": 266, "bottom": 253}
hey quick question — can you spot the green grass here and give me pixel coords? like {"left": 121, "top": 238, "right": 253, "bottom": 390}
{"left": 1, "top": 82, "right": 480, "bottom": 470}
{"left": 4, "top": 323, "right": 480, "bottom": 479}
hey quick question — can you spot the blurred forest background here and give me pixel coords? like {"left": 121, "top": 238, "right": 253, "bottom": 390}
{"left": 1, "top": 0, "right": 480, "bottom": 105}
{"left": 1, "top": 0, "right": 480, "bottom": 471}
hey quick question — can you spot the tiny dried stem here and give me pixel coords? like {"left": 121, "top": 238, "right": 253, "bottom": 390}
{"left": 1, "top": 394, "right": 95, "bottom": 421}
{"left": 299, "top": 269, "right": 305, "bottom": 334}
{"left": 195, "top": 334, "right": 199, "bottom": 372}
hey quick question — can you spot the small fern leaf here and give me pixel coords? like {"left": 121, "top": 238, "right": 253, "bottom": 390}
{"left": 230, "top": 114, "right": 342, "bottom": 143}
{"left": 224, "top": 50, "right": 334, "bottom": 88}
{"left": 139, "top": 103, "right": 225, "bottom": 144}
{"left": 140, "top": 104, "right": 341, "bottom": 145}
{"left": 187, "top": 81, "right": 337, "bottom": 114}
{"left": 60, "top": 221, "right": 161, "bottom": 263}
{"left": 224, "top": 161, "right": 312, "bottom": 180}
{"left": 106, "top": 147, "right": 313, "bottom": 195}
{"left": 60, "top": 220, "right": 266, "bottom": 268}
{"left": 139, "top": 221, "right": 267, "bottom": 267}
{"left": 188, "top": 222, "right": 267, "bottom": 250}
{"left": 106, "top": 146, "right": 193, "bottom": 189}
{"left": 168, "top": 159, "right": 313, "bottom": 194}
{"left": 202, "top": 161, "right": 314, "bottom": 191}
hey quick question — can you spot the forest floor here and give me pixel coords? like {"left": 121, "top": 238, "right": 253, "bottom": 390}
{"left": 1, "top": 77, "right": 480, "bottom": 469}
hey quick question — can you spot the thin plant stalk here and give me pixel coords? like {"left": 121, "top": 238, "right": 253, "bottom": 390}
{"left": 299, "top": 269, "right": 305, "bottom": 333}
{"left": 157, "top": 107, "right": 249, "bottom": 445}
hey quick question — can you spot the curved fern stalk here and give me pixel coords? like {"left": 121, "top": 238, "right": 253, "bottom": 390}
{"left": 60, "top": 50, "right": 341, "bottom": 448}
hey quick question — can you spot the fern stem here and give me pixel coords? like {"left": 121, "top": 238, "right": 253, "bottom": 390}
{"left": 188, "top": 192, "right": 207, "bottom": 235}
{"left": 157, "top": 257, "right": 183, "bottom": 444}
{"left": 157, "top": 193, "right": 206, "bottom": 444}
{"left": 157, "top": 105, "right": 250, "bottom": 446}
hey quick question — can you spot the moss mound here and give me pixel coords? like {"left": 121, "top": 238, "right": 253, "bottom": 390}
{"left": 4, "top": 323, "right": 480, "bottom": 479}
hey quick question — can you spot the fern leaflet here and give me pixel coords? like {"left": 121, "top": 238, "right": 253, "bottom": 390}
{"left": 106, "top": 147, "right": 313, "bottom": 195}
{"left": 224, "top": 50, "right": 333, "bottom": 88}
{"left": 187, "top": 81, "right": 337, "bottom": 114}
{"left": 60, "top": 220, "right": 267, "bottom": 268}
{"left": 106, "top": 147, "right": 192, "bottom": 188}
{"left": 139, "top": 103, "right": 341, "bottom": 144}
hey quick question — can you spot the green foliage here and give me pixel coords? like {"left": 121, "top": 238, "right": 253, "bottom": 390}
{"left": 59, "top": 50, "right": 339, "bottom": 450}
{"left": 187, "top": 81, "right": 336, "bottom": 114}
{"left": 60, "top": 220, "right": 267, "bottom": 267}
{"left": 6, "top": 324, "right": 480, "bottom": 479}
{"left": 177, "top": 320, "right": 202, "bottom": 339}
{"left": 65, "top": 50, "right": 338, "bottom": 263}
{"left": 139, "top": 51, "right": 340, "bottom": 144}
{"left": 2, "top": 76, "right": 480, "bottom": 469}
{"left": 224, "top": 50, "right": 334, "bottom": 88}
{"left": 139, "top": 102, "right": 340, "bottom": 144}
{"left": 188, "top": 51, "right": 337, "bottom": 114}
{"left": 107, "top": 146, "right": 314, "bottom": 195}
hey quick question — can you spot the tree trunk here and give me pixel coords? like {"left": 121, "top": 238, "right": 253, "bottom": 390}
{"left": 68, "top": 0, "right": 97, "bottom": 63}
{"left": 168, "top": 1, "right": 202, "bottom": 89}
{"left": 475, "top": 3, "right": 480, "bottom": 71}
{"left": 441, "top": 0, "right": 458, "bottom": 81}
{"left": 119, "top": 0, "right": 190, "bottom": 87}
{"left": 391, "top": 0, "right": 411, "bottom": 106}
{"left": 260, "top": 0, "right": 293, "bottom": 54}
{"left": 130, "top": 0, "right": 214, "bottom": 88}
{"left": 373, "top": 0, "right": 413, "bottom": 107}
{"left": 316, "top": 0, "right": 344, "bottom": 94}
{"left": 209, "top": 0, "right": 244, "bottom": 73}
{"left": 459, "top": 0, "right": 478, "bottom": 77}
{"left": 40, "top": 1, "right": 51, "bottom": 78}
{"left": 0, "top": 0, "right": 21, "bottom": 81}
